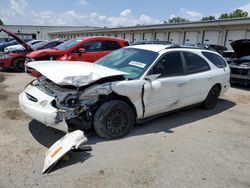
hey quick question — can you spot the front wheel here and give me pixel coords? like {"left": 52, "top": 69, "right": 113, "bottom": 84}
{"left": 94, "top": 100, "right": 135, "bottom": 139}
{"left": 12, "top": 58, "right": 25, "bottom": 72}
{"left": 202, "top": 85, "right": 220, "bottom": 109}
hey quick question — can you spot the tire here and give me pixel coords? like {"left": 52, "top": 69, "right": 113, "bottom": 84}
{"left": 94, "top": 100, "right": 135, "bottom": 139}
{"left": 12, "top": 58, "right": 25, "bottom": 72}
{"left": 202, "top": 85, "right": 220, "bottom": 109}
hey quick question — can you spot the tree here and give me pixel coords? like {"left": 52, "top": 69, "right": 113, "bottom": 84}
{"left": 201, "top": 16, "right": 216, "bottom": 21}
{"left": 219, "top": 9, "right": 248, "bottom": 19}
{"left": 0, "top": 19, "right": 3, "bottom": 25}
{"left": 168, "top": 17, "right": 190, "bottom": 23}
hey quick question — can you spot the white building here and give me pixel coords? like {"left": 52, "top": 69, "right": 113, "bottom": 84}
{"left": 0, "top": 25, "right": 98, "bottom": 40}
{"left": 48, "top": 17, "right": 250, "bottom": 49}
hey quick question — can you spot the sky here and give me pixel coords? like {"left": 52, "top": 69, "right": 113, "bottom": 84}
{"left": 0, "top": 0, "right": 250, "bottom": 27}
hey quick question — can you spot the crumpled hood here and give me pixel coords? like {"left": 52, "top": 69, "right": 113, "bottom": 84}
{"left": 27, "top": 48, "right": 65, "bottom": 58}
{"left": 230, "top": 39, "right": 250, "bottom": 57}
{"left": 27, "top": 61, "right": 128, "bottom": 87}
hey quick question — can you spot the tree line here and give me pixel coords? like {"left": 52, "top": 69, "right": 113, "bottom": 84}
{"left": 165, "top": 9, "right": 248, "bottom": 24}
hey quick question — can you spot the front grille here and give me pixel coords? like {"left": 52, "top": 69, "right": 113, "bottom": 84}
{"left": 25, "top": 93, "right": 38, "bottom": 102}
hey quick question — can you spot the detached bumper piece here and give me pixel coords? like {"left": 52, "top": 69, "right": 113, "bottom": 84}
{"left": 43, "top": 130, "right": 90, "bottom": 174}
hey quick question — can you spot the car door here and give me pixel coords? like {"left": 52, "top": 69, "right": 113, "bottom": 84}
{"left": 177, "top": 51, "right": 212, "bottom": 108}
{"left": 143, "top": 51, "right": 186, "bottom": 117}
{"left": 68, "top": 40, "right": 104, "bottom": 62}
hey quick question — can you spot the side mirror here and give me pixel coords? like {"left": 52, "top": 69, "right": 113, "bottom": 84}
{"left": 144, "top": 74, "right": 161, "bottom": 91}
{"left": 78, "top": 48, "right": 86, "bottom": 55}
{"left": 144, "top": 74, "right": 161, "bottom": 82}
{"left": 151, "top": 80, "right": 161, "bottom": 91}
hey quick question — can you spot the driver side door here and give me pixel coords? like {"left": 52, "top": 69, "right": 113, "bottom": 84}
{"left": 143, "top": 51, "right": 186, "bottom": 117}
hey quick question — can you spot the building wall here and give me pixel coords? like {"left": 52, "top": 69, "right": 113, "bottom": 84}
{"left": 48, "top": 18, "right": 250, "bottom": 49}
{"left": 0, "top": 25, "right": 96, "bottom": 40}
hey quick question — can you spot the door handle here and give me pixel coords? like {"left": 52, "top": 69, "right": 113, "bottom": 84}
{"left": 178, "top": 82, "right": 186, "bottom": 87}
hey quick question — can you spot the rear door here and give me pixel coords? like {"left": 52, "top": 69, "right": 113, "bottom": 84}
{"left": 177, "top": 51, "right": 212, "bottom": 107}
{"left": 143, "top": 51, "right": 186, "bottom": 117}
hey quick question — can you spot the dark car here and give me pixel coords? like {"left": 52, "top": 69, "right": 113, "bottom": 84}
{"left": 227, "top": 39, "right": 250, "bottom": 85}
{"left": 0, "top": 38, "right": 14, "bottom": 44}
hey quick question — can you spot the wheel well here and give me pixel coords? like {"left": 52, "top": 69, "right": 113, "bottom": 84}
{"left": 107, "top": 92, "right": 138, "bottom": 118}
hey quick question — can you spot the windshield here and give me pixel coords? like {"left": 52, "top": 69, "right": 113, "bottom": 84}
{"left": 55, "top": 38, "right": 82, "bottom": 50}
{"left": 31, "top": 41, "right": 47, "bottom": 50}
{"left": 95, "top": 48, "right": 158, "bottom": 79}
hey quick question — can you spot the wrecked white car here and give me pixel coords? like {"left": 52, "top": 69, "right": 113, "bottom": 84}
{"left": 19, "top": 45, "right": 230, "bottom": 139}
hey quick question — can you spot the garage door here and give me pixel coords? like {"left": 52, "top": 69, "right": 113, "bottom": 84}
{"left": 184, "top": 32, "right": 199, "bottom": 45}
{"left": 169, "top": 32, "right": 182, "bottom": 44}
{"left": 133, "top": 33, "right": 142, "bottom": 42}
{"left": 203, "top": 31, "right": 220, "bottom": 45}
{"left": 117, "top": 33, "right": 124, "bottom": 39}
{"left": 125, "top": 33, "right": 133, "bottom": 42}
{"left": 144, "top": 33, "right": 153, "bottom": 41}
{"left": 225, "top": 30, "right": 246, "bottom": 49}
{"left": 155, "top": 32, "right": 166, "bottom": 41}
{"left": 110, "top": 33, "right": 115, "bottom": 38}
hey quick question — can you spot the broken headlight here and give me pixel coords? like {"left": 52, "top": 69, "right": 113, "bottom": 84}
{"left": 64, "top": 94, "right": 79, "bottom": 108}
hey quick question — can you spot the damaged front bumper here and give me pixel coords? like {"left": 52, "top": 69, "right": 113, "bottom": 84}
{"left": 19, "top": 84, "right": 59, "bottom": 125}
{"left": 19, "top": 84, "right": 78, "bottom": 126}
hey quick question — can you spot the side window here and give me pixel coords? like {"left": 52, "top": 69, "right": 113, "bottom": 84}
{"left": 105, "top": 41, "right": 121, "bottom": 50}
{"left": 183, "top": 52, "right": 210, "bottom": 74}
{"left": 202, "top": 51, "right": 227, "bottom": 68}
{"left": 81, "top": 40, "right": 103, "bottom": 52}
{"left": 149, "top": 52, "right": 183, "bottom": 77}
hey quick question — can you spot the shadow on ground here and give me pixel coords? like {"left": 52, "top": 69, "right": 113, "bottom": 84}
{"left": 28, "top": 98, "right": 235, "bottom": 172}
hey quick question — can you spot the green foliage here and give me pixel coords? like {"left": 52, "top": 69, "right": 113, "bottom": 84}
{"left": 219, "top": 9, "right": 248, "bottom": 19}
{"left": 0, "top": 19, "right": 3, "bottom": 25}
{"left": 168, "top": 17, "right": 190, "bottom": 23}
{"left": 201, "top": 16, "right": 216, "bottom": 21}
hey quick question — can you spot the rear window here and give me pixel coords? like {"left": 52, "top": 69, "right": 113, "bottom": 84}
{"left": 183, "top": 52, "right": 210, "bottom": 74}
{"left": 202, "top": 52, "right": 227, "bottom": 68}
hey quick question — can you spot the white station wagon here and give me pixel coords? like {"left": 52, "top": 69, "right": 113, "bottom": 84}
{"left": 19, "top": 44, "right": 230, "bottom": 139}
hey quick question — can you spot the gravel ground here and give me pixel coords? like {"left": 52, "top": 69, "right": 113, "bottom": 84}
{"left": 0, "top": 71, "right": 249, "bottom": 188}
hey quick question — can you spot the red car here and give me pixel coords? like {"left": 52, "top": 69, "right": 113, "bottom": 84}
{"left": 0, "top": 28, "right": 34, "bottom": 72}
{"left": 0, "top": 29, "right": 64, "bottom": 72}
{"left": 26, "top": 37, "right": 129, "bottom": 63}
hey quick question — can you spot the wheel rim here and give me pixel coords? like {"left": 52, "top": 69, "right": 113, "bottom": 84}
{"left": 106, "top": 110, "right": 128, "bottom": 134}
{"left": 14, "top": 59, "right": 25, "bottom": 71}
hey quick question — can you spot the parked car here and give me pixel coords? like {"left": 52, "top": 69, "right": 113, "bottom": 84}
{"left": 0, "top": 28, "right": 35, "bottom": 71}
{"left": 0, "top": 37, "right": 14, "bottom": 44}
{"left": 0, "top": 38, "right": 32, "bottom": 52}
{"left": 25, "top": 37, "right": 129, "bottom": 64}
{"left": 227, "top": 39, "right": 250, "bottom": 85}
{"left": 4, "top": 39, "right": 45, "bottom": 53}
{"left": 0, "top": 29, "right": 64, "bottom": 72}
{"left": 19, "top": 44, "right": 230, "bottom": 139}
{"left": 31, "top": 39, "right": 65, "bottom": 51}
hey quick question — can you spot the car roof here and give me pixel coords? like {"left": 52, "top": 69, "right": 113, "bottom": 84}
{"left": 76, "top": 36, "right": 128, "bottom": 42}
{"left": 127, "top": 44, "right": 172, "bottom": 52}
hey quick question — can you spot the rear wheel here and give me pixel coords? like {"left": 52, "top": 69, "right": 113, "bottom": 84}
{"left": 94, "top": 100, "right": 135, "bottom": 139}
{"left": 12, "top": 58, "right": 25, "bottom": 72}
{"left": 202, "top": 85, "right": 220, "bottom": 109}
